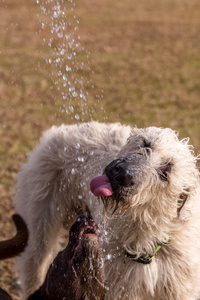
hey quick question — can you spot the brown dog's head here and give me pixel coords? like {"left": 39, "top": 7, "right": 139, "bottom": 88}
{"left": 37, "top": 213, "right": 107, "bottom": 300}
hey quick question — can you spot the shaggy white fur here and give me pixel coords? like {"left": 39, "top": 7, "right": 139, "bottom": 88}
{"left": 15, "top": 122, "right": 200, "bottom": 300}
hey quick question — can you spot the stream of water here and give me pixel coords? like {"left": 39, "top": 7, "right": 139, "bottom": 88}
{"left": 36, "top": 0, "right": 103, "bottom": 121}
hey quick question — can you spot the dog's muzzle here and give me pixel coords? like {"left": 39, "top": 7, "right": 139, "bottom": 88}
{"left": 105, "top": 158, "right": 135, "bottom": 188}
{"left": 90, "top": 155, "right": 146, "bottom": 200}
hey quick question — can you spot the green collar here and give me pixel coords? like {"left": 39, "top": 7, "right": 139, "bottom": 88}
{"left": 125, "top": 237, "right": 169, "bottom": 265}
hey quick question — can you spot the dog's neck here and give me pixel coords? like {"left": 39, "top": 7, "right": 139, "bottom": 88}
{"left": 105, "top": 205, "right": 174, "bottom": 262}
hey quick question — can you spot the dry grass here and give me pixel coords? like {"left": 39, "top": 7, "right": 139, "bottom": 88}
{"left": 0, "top": 0, "right": 200, "bottom": 298}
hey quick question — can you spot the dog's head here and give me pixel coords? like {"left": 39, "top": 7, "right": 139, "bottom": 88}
{"left": 91, "top": 126, "right": 199, "bottom": 221}
{"left": 43, "top": 213, "right": 107, "bottom": 300}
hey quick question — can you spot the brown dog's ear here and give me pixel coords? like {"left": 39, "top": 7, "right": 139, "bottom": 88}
{"left": 0, "top": 214, "right": 28, "bottom": 260}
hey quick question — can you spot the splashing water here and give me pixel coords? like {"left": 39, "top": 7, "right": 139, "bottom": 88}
{"left": 36, "top": 0, "right": 101, "bottom": 121}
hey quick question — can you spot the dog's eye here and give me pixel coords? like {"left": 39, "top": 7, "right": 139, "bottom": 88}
{"left": 143, "top": 140, "right": 151, "bottom": 148}
{"left": 158, "top": 162, "right": 172, "bottom": 182}
{"left": 159, "top": 171, "right": 168, "bottom": 181}
{"left": 142, "top": 140, "right": 151, "bottom": 155}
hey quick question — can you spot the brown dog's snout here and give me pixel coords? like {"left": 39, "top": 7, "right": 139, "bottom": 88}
{"left": 70, "top": 213, "right": 98, "bottom": 241}
{"left": 76, "top": 213, "right": 95, "bottom": 228}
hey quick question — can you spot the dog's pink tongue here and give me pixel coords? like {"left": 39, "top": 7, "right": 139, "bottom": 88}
{"left": 90, "top": 175, "right": 113, "bottom": 197}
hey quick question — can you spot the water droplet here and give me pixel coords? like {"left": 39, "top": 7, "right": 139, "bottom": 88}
{"left": 72, "top": 91, "right": 77, "bottom": 97}
{"left": 66, "top": 65, "right": 71, "bottom": 72}
{"left": 106, "top": 254, "right": 112, "bottom": 260}
{"left": 69, "top": 106, "right": 74, "bottom": 112}
{"left": 75, "top": 143, "right": 80, "bottom": 149}
{"left": 71, "top": 168, "right": 76, "bottom": 174}
{"left": 63, "top": 74, "right": 68, "bottom": 81}
{"left": 78, "top": 157, "right": 84, "bottom": 162}
{"left": 75, "top": 114, "right": 79, "bottom": 120}
{"left": 53, "top": 11, "right": 58, "bottom": 18}
{"left": 57, "top": 31, "right": 63, "bottom": 38}
{"left": 69, "top": 87, "right": 75, "bottom": 92}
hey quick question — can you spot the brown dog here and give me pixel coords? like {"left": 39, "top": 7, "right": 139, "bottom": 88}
{"left": 0, "top": 214, "right": 106, "bottom": 300}
{"left": 27, "top": 213, "right": 107, "bottom": 300}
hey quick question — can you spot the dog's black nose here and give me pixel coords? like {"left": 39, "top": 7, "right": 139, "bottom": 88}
{"left": 110, "top": 160, "right": 134, "bottom": 187}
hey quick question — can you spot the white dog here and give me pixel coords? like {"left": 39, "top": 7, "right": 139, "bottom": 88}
{"left": 15, "top": 122, "right": 200, "bottom": 300}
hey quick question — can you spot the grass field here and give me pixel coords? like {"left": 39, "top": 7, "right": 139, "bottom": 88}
{"left": 1, "top": 0, "right": 200, "bottom": 298}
